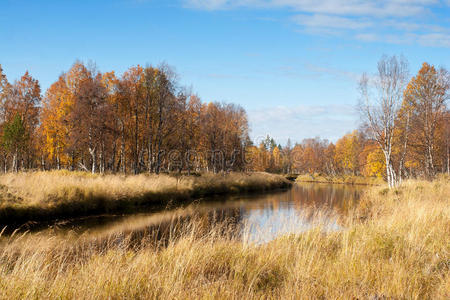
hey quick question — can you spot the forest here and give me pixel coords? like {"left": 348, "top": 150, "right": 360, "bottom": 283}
{"left": 0, "top": 58, "right": 448, "bottom": 185}
{"left": 0, "top": 62, "right": 249, "bottom": 175}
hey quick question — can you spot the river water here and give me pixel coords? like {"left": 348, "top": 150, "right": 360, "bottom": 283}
{"left": 42, "top": 183, "right": 365, "bottom": 244}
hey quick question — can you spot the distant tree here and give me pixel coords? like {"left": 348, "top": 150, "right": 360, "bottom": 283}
{"left": 283, "top": 138, "right": 293, "bottom": 174}
{"left": 324, "top": 143, "right": 336, "bottom": 176}
{"left": 334, "top": 131, "right": 360, "bottom": 175}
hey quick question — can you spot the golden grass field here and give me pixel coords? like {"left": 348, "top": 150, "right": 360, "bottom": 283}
{"left": 0, "top": 176, "right": 448, "bottom": 299}
{"left": 0, "top": 171, "right": 291, "bottom": 225}
{"left": 296, "top": 173, "right": 385, "bottom": 185}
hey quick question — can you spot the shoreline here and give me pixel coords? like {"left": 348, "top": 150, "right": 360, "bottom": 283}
{"left": 295, "top": 180, "right": 382, "bottom": 186}
{"left": 6, "top": 186, "right": 293, "bottom": 234}
{"left": 294, "top": 174, "right": 385, "bottom": 186}
{"left": 0, "top": 171, "right": 292, "bottom": 227}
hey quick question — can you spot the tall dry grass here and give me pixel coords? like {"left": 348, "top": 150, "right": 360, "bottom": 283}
{"left": 0, "top": 171, "right": 291, "bottom": 225}
{"left": 0, "top": 177, "right": 448, "bottom": 299}
{"left": 296, "top": 173, "right": 385, "bottom": 185}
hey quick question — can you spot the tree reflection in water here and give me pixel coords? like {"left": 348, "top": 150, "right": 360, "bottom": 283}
{"left": 36, "top": 183, "right": 365, "bottom": 246}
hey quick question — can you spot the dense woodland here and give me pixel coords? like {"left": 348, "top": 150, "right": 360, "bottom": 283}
{"left": 0, "top": 62, "right": 250, "bottom": 174}
{"left": 0, "top": 59, "right": 448, "bottom": 182}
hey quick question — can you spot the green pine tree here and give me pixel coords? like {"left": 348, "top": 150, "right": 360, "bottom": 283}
{"left": 2, "top": 114, "right": 27, "bottom": 172}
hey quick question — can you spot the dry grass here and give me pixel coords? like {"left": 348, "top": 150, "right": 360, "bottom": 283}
{"left": 296, "top": 173, "right": 385, "bottom": 185}
{"left": 0, "top": 177, "right": 448, "bottom": 299}
{"left": 0, "top": 171, "right": 291, "bottom": 225}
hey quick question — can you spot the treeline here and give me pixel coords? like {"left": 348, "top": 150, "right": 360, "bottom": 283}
{"left": 247, "top": 124, "right": 447, "bottom": 178}
{"left": 0, "top": 62, "right": 250, "bottom": 174}
{"left": 247, "top": 60, "right": 449, "bottom": 183}
{"left": 0, "top": 59, "right": 448, "bottom": 180}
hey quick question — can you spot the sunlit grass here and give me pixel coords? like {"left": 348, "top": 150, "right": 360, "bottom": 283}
{"left": 0, "top": 177, "right": 448, "bottom": 299}
{"left": 296, "top": 173, "right": 385, "bottom": 185}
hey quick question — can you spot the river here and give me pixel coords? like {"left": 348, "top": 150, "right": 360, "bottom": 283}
{"left": 36, "top": 183, "right": 365, "bottom": 244}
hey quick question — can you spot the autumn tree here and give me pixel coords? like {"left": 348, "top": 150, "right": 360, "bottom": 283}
{"left": 184, "top": 94, "right": 202, "bottom": 174}
{"left": 102, "top": 71, "right": 121, "bottom": 172}
{"left": 41, "top": 74, "right": 72, "bottom": 169}
{"left": 403, "top": 63, "right": 449, "bottom": 178}
{"left": 68, "top": 64, "right": 113, "bottom": 173}
{"left": 324, "top": 143, "right": 336, "bottom": 175}
{"left": 2, "top": 71, "right": 41, "bottom": 169}
{"left": 334, "top": 131, "right": 360, "bottom": 175}
{"left": 362, "top": 142, "right": 385, "bottom": 178}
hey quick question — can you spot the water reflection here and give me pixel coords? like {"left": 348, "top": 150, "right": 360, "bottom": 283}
{"left": 239, "top": 183, "right": 363, "bottom": 243}
{"left": 39, "top": 183, "right": 365, "bottom": 244}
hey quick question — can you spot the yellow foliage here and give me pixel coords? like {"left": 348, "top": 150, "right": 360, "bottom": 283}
{"left": 365, "top": 147, "right": 385, "bottom": 178}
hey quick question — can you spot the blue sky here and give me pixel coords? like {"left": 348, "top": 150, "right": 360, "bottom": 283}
{"left": 1, "top": 0, "right": 449, "bottom": 145}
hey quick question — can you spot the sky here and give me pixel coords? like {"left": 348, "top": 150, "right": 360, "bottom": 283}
{"left": 1, "top": 0, "right": 449, "bottom": 145}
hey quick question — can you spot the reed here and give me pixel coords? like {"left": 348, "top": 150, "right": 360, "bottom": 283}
{"left": 296, "top": 173, "right": 385, "bottom": 185}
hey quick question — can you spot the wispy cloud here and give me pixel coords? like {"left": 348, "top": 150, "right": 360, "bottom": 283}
{"left": 182, "top": 0, "right": 450, "bottom": 48}
{"left": 292, "top": 14, "right": 372, "bottom": 30}
{"left": 274, "top": 63, "right": 360, "bottom": 82}
{"left": 183, "top": 0, "right": 442, "bottom": 16}
{"left": 248, "top": 104, "right": 358, "bottom": 144}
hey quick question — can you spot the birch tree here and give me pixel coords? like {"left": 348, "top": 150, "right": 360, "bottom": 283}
{"left": 359, "top": 55, "right": 409, "bottom": 188}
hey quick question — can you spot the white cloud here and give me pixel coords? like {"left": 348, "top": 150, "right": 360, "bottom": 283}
{"left": 292, "top": 14, "right": 372, "bottom": 30}
{"left": 183, "top": 0, "right": 440, "bottom": 17}
{"left": 355, "top": 33, "right": 379, "bottom": 42}
{"left": 183, "top": 0, "right": 450, "bottom": 48}
{"left": 184, "top": 0, "right": 230, "bottom": 10}
{"left": 248, "top": 104, "right": 358, "bottom": 144}
{"left": 354, "top": 31, "right": 450, "bottom": 47}
{"left": 415, "top": 32, "right": 450, "bottom": 47}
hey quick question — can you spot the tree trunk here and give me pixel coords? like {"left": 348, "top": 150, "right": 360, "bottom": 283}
{"left": 99, "top": 142, "right": 105, "bottom": 174}
{"left": 120, "top": 124, "right": 125, "bottom": 174}
{"left": 398, "top": 112, "right": 410, "bottom": 184}
{"left": 12, "top": 148, "right": 18, "bottom": 173}
{"left": 383, "top": 150, "right": 398, "bottom": 188}
{"left": 89, "top": 147, "right": 96, "bottom": 174}
{"left": 41, "top": 154, "right": 45, "bottom": 171}
{"left": 426, "top": 144, "right": 435, "bottom": 179}
{"left": 111, "top": 140, "right": 116, "bottom": 173}
{"left": 147, "top": 142, "right": 153, "bottom": 173}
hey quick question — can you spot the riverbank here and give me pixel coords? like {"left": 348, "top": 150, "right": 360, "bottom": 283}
{"left": 0, "top": 171, "right": 291, "bottom": 226}
{"left": 0, "top": 177, "right": 448, "bottom": 299}
{"left": 296, "top": 173, "right": 385, "bottom": 185}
